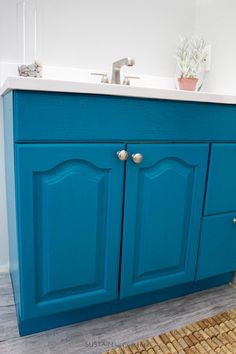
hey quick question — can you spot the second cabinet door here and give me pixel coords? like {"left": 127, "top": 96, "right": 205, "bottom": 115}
{"left": 120, "top": 144, "right": 209, "bottom": 298}
{"left": 16, "top": 143, "right": 125, "bottom": 320}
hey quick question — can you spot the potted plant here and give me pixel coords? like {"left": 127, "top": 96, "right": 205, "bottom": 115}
{"left": 176, "top": 36, "right": 208, "bottom": 91}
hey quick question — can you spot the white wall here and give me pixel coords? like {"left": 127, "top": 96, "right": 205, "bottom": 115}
{"left": 0, "top": 0, "right": 19, "bottom": 62}
{"left": 195, "top": 0, "right": 236, "bottom": 93}
{"left": 36, "top": 0, "right": 195, "bottom": 76}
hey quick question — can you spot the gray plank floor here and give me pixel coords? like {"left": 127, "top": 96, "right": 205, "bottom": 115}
{"left": 1, "top": 273, "right": 236, "bottom": 354}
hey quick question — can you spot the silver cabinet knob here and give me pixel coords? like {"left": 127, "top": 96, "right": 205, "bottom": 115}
{"left": 117, "top": 150, "right": 129, "bottom": 161}
{"left": 131, "top": 153, "right": 143, "bottom": 164}
{"left": 233, "top": 218, "right": 236, "bottom": 224}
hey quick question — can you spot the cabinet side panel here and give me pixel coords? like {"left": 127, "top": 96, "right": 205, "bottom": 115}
{"left": 3, "top": 92, "right": 21, "bottom": 320}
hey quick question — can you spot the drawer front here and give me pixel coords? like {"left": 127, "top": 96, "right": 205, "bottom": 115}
{"left": 10, "top": 90, "right": 236, "bottom": 142}
{"left": 205, "top": 144, "right": 236, "bottom": 215}
{"left": 196, "top": 212, "right": 236, "bottom": 280}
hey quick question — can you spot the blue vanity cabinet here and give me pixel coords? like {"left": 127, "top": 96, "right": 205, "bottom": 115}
{"left": 4, "top": 90, "right": 236, "bottom": 335}
{"left": 120, "top": 144, "right": 209, "bottom": 298}
{"left": 15, "top": 143, "right": 125, "bottom": 319}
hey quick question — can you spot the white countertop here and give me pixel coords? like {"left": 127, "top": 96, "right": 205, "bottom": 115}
{"left": 1, "top": 73, "right": 236, "bottom": 105}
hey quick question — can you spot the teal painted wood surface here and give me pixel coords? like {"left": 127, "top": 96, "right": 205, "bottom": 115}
{"left": 120, "top": 144, "right": 209, "bottom": 298}
{"left": 13, "top": 91, "right": 236, "bottom": 142}
{"left": 4, "top": 90, "right": 236, "bottom": 336}
{"left": 197, "top": 212, "right": 236, "bottom": 279}
{"left": 15, "top": 143, "right": 125, "bottom": 319}
{"left": 205, "top": 144, "right": 236, "bottom": 215}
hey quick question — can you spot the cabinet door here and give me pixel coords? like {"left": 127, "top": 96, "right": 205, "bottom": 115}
{"left": 197, "top": 212, "right": 236, "bottom": 280}
{"left": 16, "top": 143, "right": 125, "bottom": 319}
{"left": 120, "top": 144, "right": 209, "bottom": 298}
{"left": 204, "top": 144, "right": 236, "bottom": 215}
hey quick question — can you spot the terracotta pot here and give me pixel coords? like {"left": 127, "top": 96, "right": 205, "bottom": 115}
{"left": 178, "top": 77, "right": 198, "bottom": 91}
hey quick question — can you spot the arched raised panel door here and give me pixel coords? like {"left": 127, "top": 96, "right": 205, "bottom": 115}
{"left": 16, "top": 143, "right": 125, "bottom": 319}
{"left": 120, "top": 144, "right": 209, "bottom": 298}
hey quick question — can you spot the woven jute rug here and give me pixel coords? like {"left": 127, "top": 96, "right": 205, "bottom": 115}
{"left": 102, "top": 307, "right": 236, "bottom": 354}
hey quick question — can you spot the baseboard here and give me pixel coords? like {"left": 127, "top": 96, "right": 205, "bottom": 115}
{"left": 18, "top": 272, "right": 233, "bottom": 336}
{"left": 0, "top": 263, "right": 9, "bottom": 273}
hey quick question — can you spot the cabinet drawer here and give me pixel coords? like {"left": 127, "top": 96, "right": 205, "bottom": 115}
{"left": 205, "top": 144, "right": 236, "bottom": 215}
{"left": 196, "top": 212, "right": 236, "bottom": 280}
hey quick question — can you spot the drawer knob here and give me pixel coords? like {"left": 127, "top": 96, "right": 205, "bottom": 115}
{"left": 131, "top": 153, "right": 143, "bottom": 164}
{"left": 233, "top": 218, "right": 236, "bottom": 224}
{"left": 117, "top": 150, "right": 129, "bottom": 161}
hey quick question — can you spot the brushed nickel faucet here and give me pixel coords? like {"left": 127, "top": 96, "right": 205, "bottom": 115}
{"left": 111, "top": 57, "right": 135, "bottom": 84}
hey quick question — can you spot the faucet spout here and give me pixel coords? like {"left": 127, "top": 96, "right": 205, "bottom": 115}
{"left": 111, "top": 57, "right": 135, "bottom": 84}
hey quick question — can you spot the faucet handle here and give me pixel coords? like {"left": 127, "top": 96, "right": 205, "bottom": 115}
{"left": 123, "top": 75, "right": 140, "bottom": 86}
{"left": 91, "top": 72, "right": 109, "bottom": 84}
